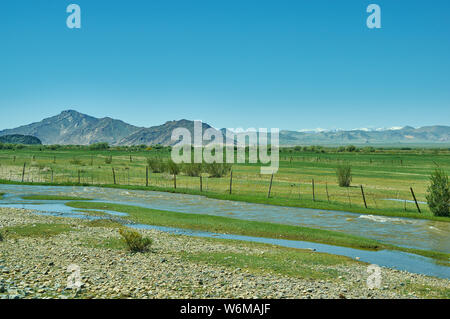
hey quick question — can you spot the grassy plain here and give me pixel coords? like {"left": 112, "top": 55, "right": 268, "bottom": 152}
{"left": 0, "top": 147, "right": 449, "bottom": 221}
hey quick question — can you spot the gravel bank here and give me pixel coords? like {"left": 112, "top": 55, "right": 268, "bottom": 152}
{"left": 0, "top": 207, "right": 448, "bottom": 299}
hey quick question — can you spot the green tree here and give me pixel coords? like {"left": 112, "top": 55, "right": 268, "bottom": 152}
{"left": 426, "top": 169, "right": 449, "bottom": 217}
{"left": 336, "top": 164, "right": 352, "bottom": 187}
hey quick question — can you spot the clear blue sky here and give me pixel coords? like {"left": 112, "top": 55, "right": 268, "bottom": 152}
{"left": 0, "top": 0, "right": 449, "bottom": 131}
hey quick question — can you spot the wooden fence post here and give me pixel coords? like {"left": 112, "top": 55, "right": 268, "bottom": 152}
{"left": 360, "top": 185, "right": 367, "bottom": 208}
{"left": 298, "top": 182, "right": 301, "bottom": 199}
{"left": 78, "top": 170, "right": 81, "bottom": 184}
{"left": 21, "top": 163, "right": 26, "bottom": 182}
{"left": 312, "top": 179, "right": 315, "bottom": 201}
{"left": 410, "top": 187, "right": 421, "bottom": 213}
{"left": 112, "top": 167, "right": 116, "bottom": 185}
{"left": 174, "top": 174, "right": 176, "bottom": 189}
{"left": 229, "top": 171, "right": 233, "bottom": 194}
{"left": 200, "top": 175, "right": 203, "bottom": 192}
{"left": 267, "top": 173, "right": 274, "bottom": 198}
{"left": 326, "top": 182, "right": 330, "bottom": 203}
{"left": 146, "top": 166, "right": 149, "bottom": 187}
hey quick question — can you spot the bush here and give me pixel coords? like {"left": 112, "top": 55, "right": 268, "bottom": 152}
{"left": 182, "top": 163, "right": 203, "bottom": 177}
{"left": 167, "top": 160, "right": 180, "bottom": 175}
{"left": 336, "top": 164, "right": 352, "bottom": 187}
{"left": 147, "top": 157, "right": 166, "bottom": 173}
{"left": 89, "top": 142, "right": 109, "bottom": 150}
{"left": 426, "top": 169, "right": 449, "bottom": 217}
{"left": 205, "top": 162, "right": 232, "bottom": 178}
{"left": 0, "top": 231, "right": 3, "bottom": 242}
{"left": 104, "top": 155, "right": 113, "bottom": 164}
{"left": 118, "top": 228, "right": 152, "bottom": 252}
{"left": 69, "top": 158, "right": 82, "bottom": 165}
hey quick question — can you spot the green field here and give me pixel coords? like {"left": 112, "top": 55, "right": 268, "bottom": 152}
{"left": 0, "top": 146, "right": 449, "bottom": 221}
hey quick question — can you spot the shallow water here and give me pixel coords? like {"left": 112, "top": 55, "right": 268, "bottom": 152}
{"left": 1, "top": 184, "right": 448, "bottom": 254}
{"left": 0, "top": 185, "right": 449, "bottom": 279}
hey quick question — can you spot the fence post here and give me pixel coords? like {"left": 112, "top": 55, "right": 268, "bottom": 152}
{"left": 112, "top": 167, "right": 116, "bottom": 185}
{"left": 410, "top": 187, "right": 421, "bottom": 213}
{"left": 200, "top": 175, "right": 203, "bottom": 192}
{"left": 298, "top": 182, "right": 301, "bottom": 199}
{"left": 21, "top": 163, "right": 26, "bottom": 182}
{"left": 326, "top": 182, "right": 330, "bottom": 203}
{"left": 146, "top": 166, "right": 149, "bottom": 187}
{"left": 312, "top": 179, "right": 315, "bottom": 201}
{"left": 174, "top": 174, "right": 176, "bottom": 189}
{"left": 360, "top": 185, "right": 367, "bottom": 208}
{"left": 267, "top": 173, "right": 274, "bottom": 198}
{"left": 51, "top": 169, "right": 54, "bottom": 183}
{"left": 78, "top": 170, "right": 81, "bottom": 184}
{"left": 229, "top": 171, "right": 233, "bottom": 195}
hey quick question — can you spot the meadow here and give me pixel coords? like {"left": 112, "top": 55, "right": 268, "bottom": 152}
{"left": 0, "top": 145, "right": 449, "bottom": 221}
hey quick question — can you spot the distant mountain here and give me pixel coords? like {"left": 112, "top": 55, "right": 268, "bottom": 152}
{"left": 0, "top": 134, "right": 42, "bottom": 145}
{"left": 119, "top": 119, "right": 225, "bottom": 146}
{"left": 279, "top": 125, "right": 450, "bottom": 146}
{"left": 0, "top": 110, "right": 448, "bottom": 146}
{"left": 0, "top": 110, "right": 141, "bottom": 145}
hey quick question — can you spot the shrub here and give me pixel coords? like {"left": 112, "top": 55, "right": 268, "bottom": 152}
{"left": 167, "top": 160, "right": 180, "bottom": 175}
{"left": 118, "top": 228, "right": 152, "bottom": 253}
{"left": 147, "top": 157, "right": 166, "bottom": 173}
{"left": 426, "top": 169, "right": 449, "bottom": 217}
{"left": 182, "top": 163, "right": 203, "bottom": 177}
{"left": 0, "top": 231, "right": 3, "bottom": 242}
{"left": 69, "top": 158, "right": 82, "bottom": 165}
{"left": 89, "top": 142, "right": 109, "bottom": 150}
{"left": 104, "top": 156, "right": 113, "bottom": 164}
{"left": 336, "top": 164, "right": 352, "bottom": 187}
{"left": 205, "top": 162, "right": 232, "bottom": 178}
{"left": 345, "top": 145, "right": 357, "bottom": 152}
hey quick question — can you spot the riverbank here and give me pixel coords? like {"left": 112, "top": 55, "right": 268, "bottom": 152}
{"left": 1, "top": 180, "right": 448, "bottom": 222}
{"left": 0, "top": 207, "right": 448, "bottom": 299}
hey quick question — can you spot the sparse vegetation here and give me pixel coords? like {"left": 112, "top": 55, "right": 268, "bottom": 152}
{"left": 118, "top": 228, "right": 153, "bottom": 253}
{"left": 182, "top": 163, "right": 203, "bottom": 177}
{"left": 336, "top": 164, "right": 352, "bottom": 187}
{"left": 426, "top": 168, "right": 449, "bottom": 217}
{"left": 205, "top": 162, "right": 232, "bottom": 178}
{"left": 147, "top": 157, "right": 167, "bottom": 173}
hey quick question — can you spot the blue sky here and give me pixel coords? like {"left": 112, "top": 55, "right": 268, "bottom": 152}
{"left": 0, "top": 0, "right": 449, "bottom": 131}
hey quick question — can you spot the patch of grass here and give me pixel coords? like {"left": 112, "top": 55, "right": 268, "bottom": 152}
{"left": 2, "top": 223, "right": 75, "bottom": 238}
{"left": 85, "top": 219, "right": 123, "bottom": 229}
{"left": 0, "top": 192, "right": 4, "bottom": 199}
{"left": 66, "top": 201, "right": 383, "bottom": 250}
{"left": 21, "top": 195, "right": 92, "bottom": 201}
{"left": 81, "top": 237, "right": 126, "bottom": 250}
{"left": 400, "top": 280, "right": 450, "bottom": 299}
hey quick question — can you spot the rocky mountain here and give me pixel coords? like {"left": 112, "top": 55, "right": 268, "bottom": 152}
{"left": 0, "top": 110, "right": 448, "bottom": 146}
{"left": 0, "top": 134, "right": 42, "bottom": 145}
{"left": 0, "top": 110, "right": 141, "bottom": 145}
{"left": 279, "top": 125, "right": 450, "bottom": 146}
{"left": 119, "top": 119, "right": 225, "bottom": 146}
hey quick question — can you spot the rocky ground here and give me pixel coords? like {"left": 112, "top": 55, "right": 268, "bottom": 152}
{"left": 0, "top": 207, "right": 448, "bottom": 299}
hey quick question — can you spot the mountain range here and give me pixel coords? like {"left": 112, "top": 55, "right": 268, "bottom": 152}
{"left": 0, "top": 110, "right": 448, "bottom": 146}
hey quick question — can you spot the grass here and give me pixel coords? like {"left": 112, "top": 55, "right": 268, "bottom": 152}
{"left": 66, "top": 201, "right": 383, "bottom": 250}
{"left": 0, "top": 192, "right": 4, "bottom": 199}
{"left": 0, "top": 147, "right": 449, "bottom": 221}
{"left": 1, "top": 223, "right": 75, "bottom": 238}
{"left": 66, "top": 201, "right": 450, "bottom": 262}
{"left": 84, "top": 219, "right": 123, "bottom": 228}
